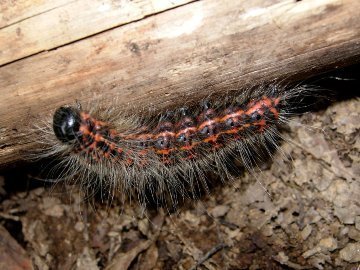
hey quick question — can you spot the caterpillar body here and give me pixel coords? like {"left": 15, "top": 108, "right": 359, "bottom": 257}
{"left": 36, "top": 85, "right": 313, "bottom": 208}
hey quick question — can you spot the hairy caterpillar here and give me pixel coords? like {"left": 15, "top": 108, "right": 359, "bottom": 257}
{"left": 34, "top": 84, "right": 316, "bottom": 208}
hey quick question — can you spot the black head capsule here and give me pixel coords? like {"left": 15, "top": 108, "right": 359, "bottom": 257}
{"left": 53, "top": 107, "right": 81, "bottom": 143}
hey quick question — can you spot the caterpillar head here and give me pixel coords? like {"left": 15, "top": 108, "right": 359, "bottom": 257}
{"left": 53, "top": 107, "right": 81, "bottom": 143}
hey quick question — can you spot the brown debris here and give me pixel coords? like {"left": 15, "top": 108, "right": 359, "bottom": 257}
{"left": 0, "top": 225, "right": 33, "bottom": 270}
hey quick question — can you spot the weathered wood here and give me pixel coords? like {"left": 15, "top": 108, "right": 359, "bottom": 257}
{"left": 0, "top": 0, "right": 360, "bottom": 167}
{"left": 0, "top": 225, "right": 33, "bottom": 270}
{"left": 0, "top": 0, "right": 194, "bottom": 65}
{"left": 0, "top": 0, "right": 69, "bottom": 28}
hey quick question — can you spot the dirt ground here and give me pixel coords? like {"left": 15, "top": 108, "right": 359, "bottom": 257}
{"left": 0, "top": 87, "right": 359, "bottom": 269}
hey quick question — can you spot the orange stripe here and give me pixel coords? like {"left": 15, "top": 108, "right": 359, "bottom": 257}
{"left": 154, "top": 131, "right": 175, "bottom": 139}
{"left": 76, "top": 96, "right": 281, "bottom": 163}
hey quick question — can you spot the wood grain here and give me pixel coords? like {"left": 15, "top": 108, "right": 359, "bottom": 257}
{"left": 0, "top": 0, "right": 71, "bottom": 28}
{"left": 0, "top": 0, "right": 194, "bottom": 65}
{"left": 0, "top": 0, "right": 360, "bottom": 167}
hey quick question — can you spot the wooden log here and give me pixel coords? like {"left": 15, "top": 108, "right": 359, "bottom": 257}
{"left": 0, "top": 0, "right": 360, "bottom": 168}
{"left": 0, "top": 225, "right": 33, "bottom": 270}
{"left": 0, "top": 0, "right": 194, "bottom": 65}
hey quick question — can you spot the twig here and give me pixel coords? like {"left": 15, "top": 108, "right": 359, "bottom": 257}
{"left": 189, "top": 243, "right": 228, "bottom": 270}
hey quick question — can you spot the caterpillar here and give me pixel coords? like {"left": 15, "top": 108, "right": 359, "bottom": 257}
{"left": 33, "top": 84, "right": 315, "bottom": 209}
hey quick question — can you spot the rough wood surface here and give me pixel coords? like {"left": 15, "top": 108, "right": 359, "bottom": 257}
{"left": 0, "top": 224, "right": 33, "bottom": 270}
{"left": 1, "top": 0, "right": 360, "bottom": 167}
{"left": 0, "top": 0, "right": 194, "bottom": 65}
